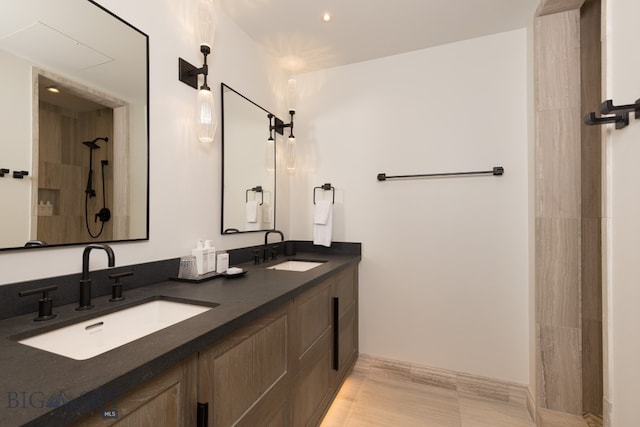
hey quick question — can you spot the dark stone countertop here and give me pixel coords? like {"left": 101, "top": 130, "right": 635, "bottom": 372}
{"left": 0, "top": 250, "right": 361, "bottom": 427}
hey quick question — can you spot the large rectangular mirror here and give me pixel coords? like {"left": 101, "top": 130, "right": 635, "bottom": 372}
{"left": 221, "top": 83, "right": 276, "bottom": 234}
{"left": 0, "top": 0, "right": 149, "bottom": 251}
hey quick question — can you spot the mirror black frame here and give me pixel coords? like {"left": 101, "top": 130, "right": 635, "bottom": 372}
{"left": 221, "top": 83, "right": 277, "bottom": 234}
{"left": 0, "top": 0, "right": 150, "bottom": 252}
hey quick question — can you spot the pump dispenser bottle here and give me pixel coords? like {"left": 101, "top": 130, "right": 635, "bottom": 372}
{"left": 192, "top": 240, "right": 207, "bottom": 276}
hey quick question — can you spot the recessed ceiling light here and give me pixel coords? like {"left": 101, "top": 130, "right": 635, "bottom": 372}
{"left": 322, "top": 12, "right": 332, "bottom": 23}
{"left": 47, "top": 86, "right": 60, "bottom": 94}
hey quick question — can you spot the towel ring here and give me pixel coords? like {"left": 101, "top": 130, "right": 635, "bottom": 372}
{"left": 313, "top": 183, "right": 335, "bottom": 205}
{"left": 246, "top": 186, "right": 264, "bottom": 205}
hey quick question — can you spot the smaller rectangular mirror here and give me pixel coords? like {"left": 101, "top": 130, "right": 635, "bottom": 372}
{"left": 221, "top": 83, "right": 276, "bottom": 234}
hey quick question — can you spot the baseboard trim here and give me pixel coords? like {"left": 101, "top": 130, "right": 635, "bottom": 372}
{"left": 357, "top": 354, "right": 531, "bottom": 408}
{"left": 536, "top": 407, "right": 590, "bottom": 427}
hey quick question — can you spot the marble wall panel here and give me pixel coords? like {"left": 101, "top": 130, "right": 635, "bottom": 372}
{"left": 535, "top": 108, "right": 582, "bottom": 219}
{"left": 535, "top": 218, "right": 581, "bottom": 328}
{"left": 536, "top": 325, "right": 582, "bottom": 414}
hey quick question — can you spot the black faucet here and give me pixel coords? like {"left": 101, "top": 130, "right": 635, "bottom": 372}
{"left": 264, "top": 230, "right": 285, "bottom": 262}
{"left": 77, "top": 244, "right": 115, "bottom": 310}
{"left": 264, "top": 230, "right": 284, "bottom": 245}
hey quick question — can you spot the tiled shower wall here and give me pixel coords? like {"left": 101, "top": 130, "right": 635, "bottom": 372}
{"left": 37, "top": 102, "right": 114, "bottom": 244}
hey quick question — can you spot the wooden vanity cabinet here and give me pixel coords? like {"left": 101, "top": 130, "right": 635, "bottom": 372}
{"left": 200, "top": 264, "right": 359, "bottom": 427}
{"left": 73, "top": 263, "right": 358, "bottom": 427}
{"left": 332, "top": 266, "right": 359, "bottom": 386}
{"left": 290, "top": 278, "right": 334, "bottom": 427}
{"left": 197, "top": 304, "right": 290, "bottom": 427}
{"left": 72, "top": 355, "right": 198, "bottom": 427}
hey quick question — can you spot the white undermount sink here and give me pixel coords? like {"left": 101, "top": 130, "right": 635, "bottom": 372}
{"left": 266, "top": 259, "right": 326, "bottom": 272}
{"left": 17, "top": 298, "right": 216, "bottom": 360}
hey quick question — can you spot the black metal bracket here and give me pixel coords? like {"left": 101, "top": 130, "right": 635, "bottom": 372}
{"left": 313, "top": 183, "right": 335, "bottom": 204}
{"left": 178, "top": 45, "right": 211, "bottom": 90}
{"left": 246, "top": 186, "right": 264, "bottom": 205}
{"left": 0, "top": 168, "right": 9, "bottom": 177}
{"left": 271, "top": 116, "right": 285, "bottom": 135}
{"left": 584, "top": 98, "right": 640, "bottom": 129}
{"left": 270, "top": 111, "right": 294, "bottom": 136}
{"left": 13, "top": 170, "right": 29, "bottom": 179}
{"left": 377, "top": 166, "right": 504, "bottom": 181}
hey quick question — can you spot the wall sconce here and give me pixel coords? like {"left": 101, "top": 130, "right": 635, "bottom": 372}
{"left": 178, "top": 0, "right": 217, "bottom": 143}
{"left": 266, "top": 114, "right": 276, "bottom": 172}
{"left": 266, "top": 79, "right": 298, "bottom": 173}
{"left": 269, "top": 110, "right": 296, "bottom": 173}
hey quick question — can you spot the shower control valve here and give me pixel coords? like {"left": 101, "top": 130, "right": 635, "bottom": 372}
{"left": 95, "top": 208, "right": 111, "bottom": 223}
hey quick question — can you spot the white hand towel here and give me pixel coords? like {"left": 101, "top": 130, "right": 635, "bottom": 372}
{"left": 314, "top": 199, "right": 331, "bottom": 225}
{"left": 246, "top": 201, "right": 258, "bottom": 223}
{"left": 313, "top": 200, "right": 333, "bottom": 247}
{"left": 245, "top": 201, "right": 261, "bottom": 231}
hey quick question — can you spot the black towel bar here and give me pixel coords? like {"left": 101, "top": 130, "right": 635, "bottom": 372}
{"left": 377, "top": 166, "right": 504, "bottom": 181}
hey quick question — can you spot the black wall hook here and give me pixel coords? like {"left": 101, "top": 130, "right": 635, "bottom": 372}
{"left": 585, "top": 97, "right": 640, "bottom": 129}
{"left": 584, "top": 111, "right": 629, "bottom": 129}
{"left": 12, "top": 170, "right": 29, "bottom": 179}
{"left": 600, "top": 98, "right": 640, "bottom": 117}
{"left": 0, "top": 168, "right": 9, "bottom": 177}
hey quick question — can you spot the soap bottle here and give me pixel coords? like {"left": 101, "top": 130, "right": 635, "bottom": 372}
{"left": 191, "top": 240, "right": 207, "bottom": 276}
{"left": 204, "top": 240, "right": 216, "bottom": 274}
{"left": 216, "top": 252, "right": 229, "bottom": 274}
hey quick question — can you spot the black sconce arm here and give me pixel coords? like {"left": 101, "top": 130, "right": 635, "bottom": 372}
{"left": 178, "top": 45, "right": 211, "bottom": 90}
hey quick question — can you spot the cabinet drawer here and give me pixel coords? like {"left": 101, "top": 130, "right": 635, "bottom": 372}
{"left": 199, "top": 307, "right": 289, "bottom": 427}
{"left": 334, "top": 267, "right": 356, "bottom": 317}
{"left": 294, "top": 280, "right": 332, "bottom": 360}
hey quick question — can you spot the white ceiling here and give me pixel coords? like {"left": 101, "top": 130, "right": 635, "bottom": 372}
{"left": 218, "top": 0, "right": 538, "bottom": 74}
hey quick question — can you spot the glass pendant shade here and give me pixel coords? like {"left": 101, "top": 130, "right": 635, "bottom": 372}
{"left": 286, "top": 78, "right": 298, "bottom": 113}
{"left": 286, "top": 136, "right": 296, "bottom": 172}
{"left": 197, "top": 0, "right": 217, "bottom": 48}
{"left": 266, "top": 138, "right": 275, "bottom": 172}
{"left": 196, "top": 88, "right": 216, "bottom": 143}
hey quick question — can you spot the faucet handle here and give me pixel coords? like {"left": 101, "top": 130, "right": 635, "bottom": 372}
{"left": 19, "top": 285, "right": 58, "bottom": 321}
{"left": 252, "top": 249, "right": 261, "bottom": 265}
{"left": 271, "top": 245, "right": 279, "bottom": 260}
{"left": 109, "top": 270, "right": 134, "bottom": 302}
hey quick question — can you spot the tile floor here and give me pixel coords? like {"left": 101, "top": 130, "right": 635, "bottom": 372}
{"left": 320, "top": 361, "right": 535, "bottom": 427}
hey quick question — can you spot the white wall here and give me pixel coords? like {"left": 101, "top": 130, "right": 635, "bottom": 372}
{"left": 604, "top": 0, "right": 640, "bottom": 424}
{"left": 0, "top": 51, "right": 32, "bottom": 247}
{"left": 291, "top": 29, "right": 530, "bottom": 384}
{"left": 0, "top": 0, "right": 287, "bottom": 284}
